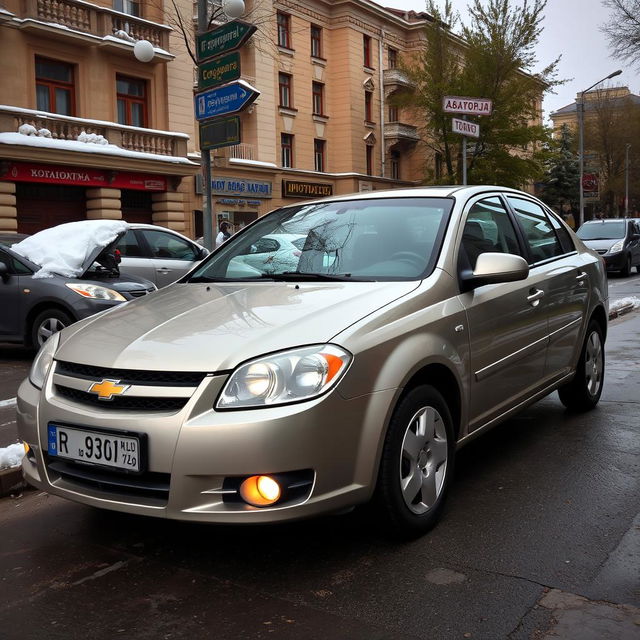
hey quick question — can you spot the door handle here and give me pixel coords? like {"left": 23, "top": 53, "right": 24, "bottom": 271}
{"left": 156, "top": 268, "right": 172, "bottom": 273}
{"left": 576, "top": 271, "right": 587, "bottom": 282}
{"left": 527, "top": 288, "right": 544, "bottom": 306}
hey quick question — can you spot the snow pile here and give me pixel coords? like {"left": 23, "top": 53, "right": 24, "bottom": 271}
{"left": 77, "top": 130, "right": 109, "bottom": 145}
{"left": 18, "top": 123, "right": 37, "bottom": 136}
{"left": 0, "top": 443, "right": 24, "bottom": 470}
{"left": 610, "top": 297, "right": 640, "bottom": 313}
{"left": 12, "top": 219, "right": 129, "bottom": 278}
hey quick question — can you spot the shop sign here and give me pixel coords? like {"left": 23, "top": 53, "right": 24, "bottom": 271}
{"left": 0, "top": 161, "right": 167, "bottom": 191}
{"left": 212, "top": 177, "right": 272, "bottom": 198}
{"left": 282, "top": 180, "right": 333, "bottom": 199}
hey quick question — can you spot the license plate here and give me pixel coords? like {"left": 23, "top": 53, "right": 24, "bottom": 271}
{"left": 48, "top": 424, "right": 141, "bottom": 472}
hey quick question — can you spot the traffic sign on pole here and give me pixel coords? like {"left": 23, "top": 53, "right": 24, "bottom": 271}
{"left": 194, "top": 80, "right": 260, "bottom": 121}
{"left": 452, "top": 117, "right": 480, "bottom": 138}
{"left": 198, "top": 51, "right": 241, "bottom": 91}
{"left": 443, "top": 96, "right": 493, "bottom": 116}
{"left": 197, "top": 20, "right": 257, "bottom": 63}
{"left": 199, "top": 116, "right": 241, "bottom": 150}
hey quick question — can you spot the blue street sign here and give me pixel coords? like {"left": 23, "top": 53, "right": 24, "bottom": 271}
{"left": 194, "top": 81, "right": 260, "bottom": 121}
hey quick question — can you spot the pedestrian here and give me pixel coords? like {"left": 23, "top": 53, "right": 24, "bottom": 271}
{"left": 215, "top": 221, "right": 232, "bottom": 248}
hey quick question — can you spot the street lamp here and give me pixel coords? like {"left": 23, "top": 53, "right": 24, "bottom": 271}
{"left": 625, "top": 143, "right": 631, "bottom": 217}
{"left": 578, "top": 69, "right": 622, "bottom": 227}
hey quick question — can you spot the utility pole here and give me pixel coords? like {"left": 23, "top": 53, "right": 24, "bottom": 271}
{"left": 625, "top": 143, "right": 631, "bottom": 217}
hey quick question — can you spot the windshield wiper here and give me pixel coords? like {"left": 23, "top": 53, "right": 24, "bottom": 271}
{"left": 266, "top": 271, "right": 372, "bottom": 282}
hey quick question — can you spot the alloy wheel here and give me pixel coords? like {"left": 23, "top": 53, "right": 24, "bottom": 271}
{"left": 37, "top": 317, "right": 67, "bottom": 347}
{"left": 584, "top": 330, "right": 603, "bottom": 397}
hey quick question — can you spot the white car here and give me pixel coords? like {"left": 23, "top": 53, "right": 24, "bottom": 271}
{"left": 233, "top": 233, "right": 306, "bottom": 274}
{"left": 115, "top": 224, "right": 208, "bottom": 287}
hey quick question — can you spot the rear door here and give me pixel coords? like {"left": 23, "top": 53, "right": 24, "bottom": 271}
{"left": 140, "top": 228, "right": 201, "bottom": 288}
{"left": 505, "top": 196, "right": 590, "bottom": 381}
{"left": 115, "top": 229, "right": 156, "bottom": 283}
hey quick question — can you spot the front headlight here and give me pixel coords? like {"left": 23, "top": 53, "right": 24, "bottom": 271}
{"left": 217, "top": 344, "right": 352, "bottom": 409}
{"left": 29, "top": 332, "right": 60, "bottom": 389}
{"left": 65, "top": 283, "right": 126, "bottom": 301}
{"left": 609, "top": 240, "right": 624, "bottom": 253}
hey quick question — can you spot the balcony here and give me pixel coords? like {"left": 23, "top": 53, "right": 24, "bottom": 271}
{"left": 221, "top": 143, "right": 255, "bottom": 161}
{"left": 10, "top": 0, "right": 172, "bottom": 60}
{"left": 384, "top": 122, "right": 420, "bottom": 143}
{"left": 383, "top": 69, "right": 413, "bottom": 90}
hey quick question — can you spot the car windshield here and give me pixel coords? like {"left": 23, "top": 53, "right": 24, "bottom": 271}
{"left": 577, "top": 221, "right": 625, "bottom": 240}
{"left": 188, "top": 197, "right": 453, "bottom": 282}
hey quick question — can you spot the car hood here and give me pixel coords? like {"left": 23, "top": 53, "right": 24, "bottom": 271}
{"left": 580, "top": 238, "right": 621, "bottom": 252}
{"left": 55, "top": 280, "right": 418, "bottom": 371}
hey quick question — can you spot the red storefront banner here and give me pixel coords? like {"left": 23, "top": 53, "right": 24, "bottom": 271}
{"left": 0, "top": 161, "right": 167, "bottom": 191}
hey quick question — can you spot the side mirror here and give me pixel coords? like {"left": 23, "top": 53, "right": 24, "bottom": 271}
{"left": 198, "top": 247, "right": 209, "bottom": 260}
{"left": 0, "top": 261, "right": 8, "bottom": 282}
{"left": 461, "top": 252, "right": 529, "bottom": 291}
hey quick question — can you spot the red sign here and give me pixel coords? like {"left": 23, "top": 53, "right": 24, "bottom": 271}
{"left": 0, "top": 161, "right": 167, "bottom": 191}
{"left": 582, "top": 173, "right": 599, "bottom": 199}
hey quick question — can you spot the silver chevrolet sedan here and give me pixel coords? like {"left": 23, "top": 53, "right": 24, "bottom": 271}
{"left": 17, "top": 186, "right": 608, "bottom": 537}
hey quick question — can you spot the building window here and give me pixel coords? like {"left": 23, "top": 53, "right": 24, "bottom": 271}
{"left": 278, "top": 73, "right": 292, "bottom": 108}
{"left": 113, "top": 0, "right": 140, "bottom": 16}
{"left": 363, "top": 35, "right": 372, "bottom": 67}
{"left": 116, "top": 75, "right": 147, "bottom": 127}
{"left": 390, "top": 151, "right": 400, "bottom": 180}
{"left": 365, "top": 91, "right": 373, "bottom": 122}
{"left": 281, "top": 133, "right": 294, "bottom": 168}
{"left": 314, "top": 139, "right": 325, "bottom": 172}
{"left": 311, "top": 25, "right": 322, "bottom": 58}
{"left": 388, "top": 47, "right": 398, "bottom": 69}
{"left": 388, "top": 105, "right": 398, "bottom": 122}
{"left": 312, "top": 82, "right": 324, "bottom": 115}
{"left": 366, "top": 145, "right": 374, "bottom": 175}
{"left": 277, "top": 12, "right": 291, "bottom": 49}
{"left": 35, "top": 57, "right": 75, "bottom": 116}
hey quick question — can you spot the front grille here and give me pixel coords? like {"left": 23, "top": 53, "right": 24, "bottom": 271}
{"left": 129, "top": 288, "right": 154, "bottom": 298}
{"left": 56, "top": 386, "right": 188, "bottom": 412}
{"left": 46, "top": 457, "right": 170, "bottom": 503}
{"left": 596, "top": 249, "right": 607, "bottom": 255}
{"left": 56, "top": 361, "right": 207, "bottom": 387}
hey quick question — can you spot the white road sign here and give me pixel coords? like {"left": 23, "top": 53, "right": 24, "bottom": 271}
{"left": 443, "top": 96, "right": 492, "bottom": 116}
{"left": 452, "top": 117, "right": 480, "bottom": 138}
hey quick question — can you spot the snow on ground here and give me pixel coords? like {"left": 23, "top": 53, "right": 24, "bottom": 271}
{"left": 0, "top": 443, "right": 24, "bottom": 470}
{"left": 11, "top": 219, "right": 129, "bottom": 278}
{"left": 610, "top": 297, "right": 640, "bottom": 313}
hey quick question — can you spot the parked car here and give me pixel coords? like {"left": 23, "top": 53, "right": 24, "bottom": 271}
{"left": 576, "top": 218, "right": 640, "bottom": 276}
{"left": 18, "top": 186, "right": 607, "bottom": 537}
{"left": 115, "top": 224, "right": 208, "bottom": 287}
{"left": 231, "top": 233, "right": 306, "bottom": 273}
{"left": 1, "top": 222, "right": 155, "bottom": 348}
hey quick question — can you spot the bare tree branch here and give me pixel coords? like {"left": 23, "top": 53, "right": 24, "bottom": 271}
{"left": 601, "top": 0, "right": 640, "bottom": 69}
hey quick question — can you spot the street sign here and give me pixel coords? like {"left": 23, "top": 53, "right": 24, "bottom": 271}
{"left": 582, "top": 173, "right": 599, "bottom": 200}
{"left": 199, "top": 116, "right": 241, "bottom": 150}
{"left": 197, "top": 20, "right": 257, "bottom": 63}
{"left": 194, "top": 80, "right": 260, "bottom": 121}
{"left": 443, "top": 96, "right": 493, "bottom": 116}
{"left": 452, "top": 117, "right": 480, "bottom": 138}
{"left": 198, "top": 51, "right": 241, "bottom": 91}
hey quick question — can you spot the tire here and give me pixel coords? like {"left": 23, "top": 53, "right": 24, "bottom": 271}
{"left": 31, "top": 309, "right": 73, "bottom": 349}
{"left": 375, "top": 385, "right": 455, "bottom": 538}
{"left": 621, "top": 255, "right": 631, "bottom": 277}
{"left": 558, "top": 320, "right": 605, "bottom": 412}
{"left": 636, "top": 264, "right": 640, "bottom": 274}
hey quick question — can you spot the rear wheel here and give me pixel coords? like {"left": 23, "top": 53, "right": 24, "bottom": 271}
{"left": 375, "top": 385, "right": 455, "bottom": 538}
{"left": 558, "top": 320, "right": 605, "bottom": 411}
{"left": 30, "top": 309, "right": 72, "bottom": 349}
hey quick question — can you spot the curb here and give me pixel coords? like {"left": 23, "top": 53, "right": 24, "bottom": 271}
{"left": 0, "top": 467, "right": 25, "bottom": 497}
{"left": 609, "top": 303, "right": 636, "bottom": 320}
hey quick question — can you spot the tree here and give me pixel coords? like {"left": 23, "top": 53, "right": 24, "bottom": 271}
{"left": 393, "top": 0, "right": 560, "bottom": 187}
{"left": 601, "top": 0, "right": 640, "bottom": 70}
{"left": 538, "top": 124, "right": 579, "bottom": 212}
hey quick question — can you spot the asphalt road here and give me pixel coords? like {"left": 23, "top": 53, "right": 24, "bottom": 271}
{"left": 0, "top": 280, "right": 638, "bottom": 639}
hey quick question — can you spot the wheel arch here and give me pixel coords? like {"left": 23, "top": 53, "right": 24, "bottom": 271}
{"left": 590, "top": 304, "right": 608, "bottom": 343}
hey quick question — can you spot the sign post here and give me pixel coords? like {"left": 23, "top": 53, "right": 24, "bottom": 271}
{"left": 444, "top": 96, "right": 492, "bottom": 185}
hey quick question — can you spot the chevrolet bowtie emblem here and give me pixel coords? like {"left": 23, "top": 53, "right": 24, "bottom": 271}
{"left": 88, "top": 379, "right": 130, "bottom": 401}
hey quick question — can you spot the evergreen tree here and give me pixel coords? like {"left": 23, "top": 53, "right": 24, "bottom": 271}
{"left": 539, "top": 124, "right": 579, "bottom": 212}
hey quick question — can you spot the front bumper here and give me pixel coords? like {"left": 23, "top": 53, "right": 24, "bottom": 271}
{"left": 17, "top": 369, "right": 396, "bottom": 523}
{"left": 603, "top": 252, "right": 627, "bottom": 271}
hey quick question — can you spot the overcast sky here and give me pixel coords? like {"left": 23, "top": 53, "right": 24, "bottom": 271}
{"left": 378, "top": 0, "right": 640, "bottom": 121}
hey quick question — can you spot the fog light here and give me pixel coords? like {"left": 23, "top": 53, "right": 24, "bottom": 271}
{"left": 239, "top": 475, "right": 281, "bottom": 507}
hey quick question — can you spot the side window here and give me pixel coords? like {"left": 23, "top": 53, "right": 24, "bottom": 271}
{"left": 461, "top": 197, "right": 521, "bottom": 269}
{"left": 545, "top": 209, "right": 575, "bottom": 254}
{"left": 116, "top": 230, "right": 144, "bottom": 257}
{"left": 144, "top": 230, "right": 198, "bottom": 260}
{"left": 507, "top": 197, "right": 563, "bottom": 264}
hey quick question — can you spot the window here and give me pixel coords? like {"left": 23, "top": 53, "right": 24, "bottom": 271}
{"left": 281, "top": 133, "right": 294, "bottom": 168}
{"left": 366, "top": 145, "right": 373, "bottom": 175}
{"left": 35, "top": 57, "right": 75, "bottom": 116}
{"left": 390, "top": 151, "right": 400, "bottom": 180}
{"left": 388, "top": 105, "right": 398, "bottom": 122}
{"left": 363, "top": 35, "right": 372, "bottom": 67}
{"left": 113, "top": 0, "right": 140, "bottom": 16}
{"left": 388, "top": 47, "right": 398, "bottom": 69}
{"left": 116, "top": 75, "right": 147, "bottom": 127}
{"left": 314, "top": 139, "right": 326, "bottom": 172}
{"left": 462, "top": 198, "right": 521, "bottom": 269}
{"left": 311, "top": 25, "right": 322, "bottom": 58}
{"left": 365, "top": 91, "right": 373, "bottom": 122}
{"left": 277, "top": 12, "right": 291, "bottom": 49}
{"left": 115, "top": 230, "right": 144, "bottom": 257}
{"left": 144, "top": 230, "right": 198, "bottom": 260}
{"left": 312, "top": 82, "right": 324, "bottom": 115}
{"left": 278, "top": 73, "right": 292, "bottom": 108}
{"left": 507, "top": 197, "right": 564, "bottom": 263}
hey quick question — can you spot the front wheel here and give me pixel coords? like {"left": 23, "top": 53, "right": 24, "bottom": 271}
{"left": 375, "top": 385, "right": 455, "bottom": 538}
{"left": 558, "top": 320, "right": 605, "bottom": 411}
{"left": 30, "top": 309, "right": 73, "bottom": 349}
